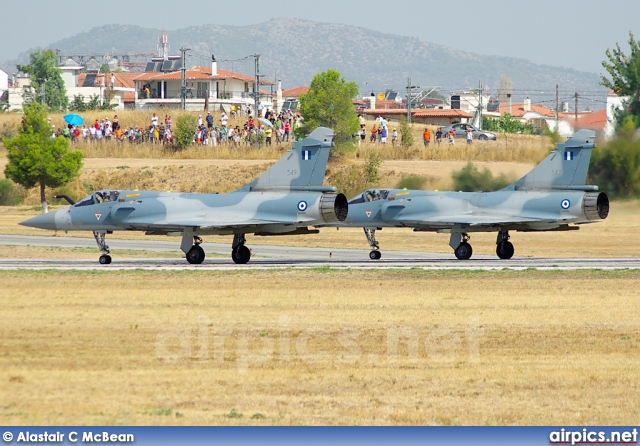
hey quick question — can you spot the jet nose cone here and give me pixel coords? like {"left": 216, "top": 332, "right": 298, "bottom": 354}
{"left": 20, "top": 211, "right": 59, "bottom": 230}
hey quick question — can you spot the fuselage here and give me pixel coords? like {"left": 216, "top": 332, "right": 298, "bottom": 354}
{"left": 342, "top": 187, "right": 608, "bottom": 231}
{"left": 22, "top": 188, "right": 348, "bottom": 235}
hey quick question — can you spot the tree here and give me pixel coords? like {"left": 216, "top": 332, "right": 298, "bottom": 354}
{"left": 600, "top": 32, "right": 640, "bottom": 131}
{"left": 4, "top": 102, "right": 83, "bottom": 213}
{"left": 17, "top": 49, "right": 68, "bottom": 111}
{"left": 298, "top": 70, "right": 359, "bottom": 146}
{"left": 588, "top": 124, "right": 640, "bottom": 199}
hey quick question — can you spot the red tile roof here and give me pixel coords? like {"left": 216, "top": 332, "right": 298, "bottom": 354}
{"left": 77, "top": 72, "right": 137, "bottom": 103}
{"left": 282, "top": 86, "right": 309, "bottom": 97}
{"left": 362, "top": 109, "right": 409, "bottom": 116}
{"left": 574, "top": 109, "right": 607, "bottom": 130}
{"left": 133, "top": 66, "right": 273, "bottom": 84}
{"left": 498, "top": 102, "right": 555, "bottom": 118}
{"left": 413, "top": 109, "right": 474, "bottom": 118}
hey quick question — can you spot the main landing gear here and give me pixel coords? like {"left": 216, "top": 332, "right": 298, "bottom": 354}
{"left": 231, "top": 234, "right": 251, "bottom": 264}
{"left": 94, "top": 231, "right": 112, "bottom": 265}
{"left": 364, "top": 227, "right": 381, "bottom": 260}
{"left": 496, "top": 231, "right": 514, "bottom": 260}
{"left": 449, "top": 231, "right": 515, "bottom": 260}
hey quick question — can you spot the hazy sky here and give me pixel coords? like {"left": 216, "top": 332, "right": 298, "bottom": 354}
{"left": 2, "top": 0, "right": 639, "bottom": 75}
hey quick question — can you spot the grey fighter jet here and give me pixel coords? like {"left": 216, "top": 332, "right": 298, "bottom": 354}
{"left": 21, "top": 127, "right": 348, "bottom": 265}
{"left": 341, "top": 129, "right": 609, "bottom": 260}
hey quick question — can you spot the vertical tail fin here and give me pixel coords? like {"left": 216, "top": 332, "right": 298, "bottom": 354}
{"left": 237, "top": 127, "right": 335, "bottom": 191}
{"left": 503, "top": 129, "right": 597, "bottom": 191}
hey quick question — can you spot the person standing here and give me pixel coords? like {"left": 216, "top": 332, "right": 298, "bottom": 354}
{"left": 370, "top": 124, "right": 378, "bottom": 143}
{"left": 436, "top": 127, "right": 443, "bottom": 145}
{"left": 380, "top": 126, "right": 388, "bottom": 144}
{"left": 466, "top": 128, "right": 473, "bottom": 145}
{"left": 392, "top": 128, "right": 398, "bottom": 146}
{"left": 423, "top": 128, "right": 431, "bottom": 146}
{"left": 265, "top": 126, "right": 273, "bottom": 145}
{"left": 283, "top": 120, "right": 290, "bottom": 142}
{"left": 448, "top": 128, "right": 455, "bottom": 145}
{"left": 206, "top": 112, "right": 214, "bottom": 130}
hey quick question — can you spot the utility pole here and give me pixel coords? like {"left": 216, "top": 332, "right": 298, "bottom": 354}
{"left": 252, "top": 54, "right": 263, "bottom": 117}
{"left": 477, "top": 81, "right": 483, "bottom": 129}
{"left": 406, "top": 77, "right": 420, "bottom": 123}
{"left": 180, "top": 47, "right": 190, "bottom": 111}
{"left": 574, "top": 92, "right": 578, "bottom": 123}
{"left": 556, "top": 84, "right": 560, "bottom": 126}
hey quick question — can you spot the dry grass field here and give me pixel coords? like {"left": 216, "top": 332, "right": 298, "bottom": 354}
{"left": 0, "top": 269, "right": 638, "bottom": 426}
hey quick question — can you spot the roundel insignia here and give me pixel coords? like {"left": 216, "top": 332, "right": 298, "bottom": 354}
{"left": 561, "top": 199, "right": 570, "bottom": 210}
{"left": 297, "top": 200, "right": 308, "bottom": 212}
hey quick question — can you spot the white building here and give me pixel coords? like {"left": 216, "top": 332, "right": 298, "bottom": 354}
{"left": 0, "top": 69, "right": 8, "bottom": 95}
{"left": 133, "top": 60, "right": 273, "bottom": 112}
{"left": 604, "top": 90, "right": 628, "bottom": 140}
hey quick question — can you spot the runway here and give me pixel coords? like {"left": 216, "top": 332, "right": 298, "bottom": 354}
{"left": 1, "top": 234, "right": 638, "bottom": 271}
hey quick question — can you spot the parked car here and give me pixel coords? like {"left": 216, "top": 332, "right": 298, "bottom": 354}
{"left": 439, "top": 123, "right": 496, "bottom": 140}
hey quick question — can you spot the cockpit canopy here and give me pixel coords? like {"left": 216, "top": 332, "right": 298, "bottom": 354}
{"left": 348, "top": 189, "right": 390, "bottom": 204}
{"left": 75, "top": 190, "right": 121, "bottom": 207}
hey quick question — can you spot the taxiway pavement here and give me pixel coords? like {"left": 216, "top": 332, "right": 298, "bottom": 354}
{"left": 0, "top": 234, "right": 638, "bottom": 271}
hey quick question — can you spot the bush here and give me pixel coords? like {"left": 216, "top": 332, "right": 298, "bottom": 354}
{"left": 0, "top": 179, "right": 24, "bottom": 205}
{"left": 330, "top": 152, "right": 382, "bottom": 198}
{"left": 483, "top": 114, "right": 535, "bottom": 134}
{"left": 451, "top": 162, "right": 512, "bottom": 192}
{"left": 588, "top": 135, "right": 640, "bottom": 199}
{"left": 399, "top": 116, "right": 414, "bottom": 148}
{"left": 396, "top": 174, "right": 427, "bottom": 190}
{"left": 0, "top": 121, "right": 18, "bottom": 143}
{"left": 172, "top": 114, "right": 196, "bottom": 150}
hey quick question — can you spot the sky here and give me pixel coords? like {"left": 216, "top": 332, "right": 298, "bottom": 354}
{"left": 2, "top": 0, "right": 639, "bottom": 75}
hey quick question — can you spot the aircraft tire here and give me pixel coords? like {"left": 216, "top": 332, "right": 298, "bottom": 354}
{"left": 454, "top": 242, "right": 473, "bottom": 260}
{"left": 99, "top": 254, "right": 112, "bottom": 265}
{"left": 232, "top": 245, "right": 251, "bottom": 264}
{"left": 369, "top": 250, "right": 382, "bottom": 260}
{"left": 186, "top": 245, "right": 206, "bottom": 264}
{"left": 496, "top": 241, "right": 514, "bottom": 260}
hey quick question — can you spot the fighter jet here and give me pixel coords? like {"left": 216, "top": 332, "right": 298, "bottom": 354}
{"left": 341, "top": 129, "right": 609, "bottom": 260}
{"left": 21, "top": 127, "right": 348, "bottom": 265}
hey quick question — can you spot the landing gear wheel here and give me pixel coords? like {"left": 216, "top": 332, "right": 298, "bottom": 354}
{"left": 369, "top": 250, "right": 382, "bottom": 260}
{"left": 232, "top": 245, "right": 251, "bottom": 264}
{"left": 454, "top": 242, "right": 473, "bottom": 260}
{"left": 496, "top": 241, "right": 514, "bottom": 260}
{"left": 186, "top": 244, "right": 205, "bottom": 264}
{"left": 99, "top": 254, "right": 112, "bottom": 265}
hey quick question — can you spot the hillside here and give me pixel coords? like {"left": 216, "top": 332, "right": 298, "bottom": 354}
{"left": 1, "top": 18, "right": 603, "bottom": 100}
